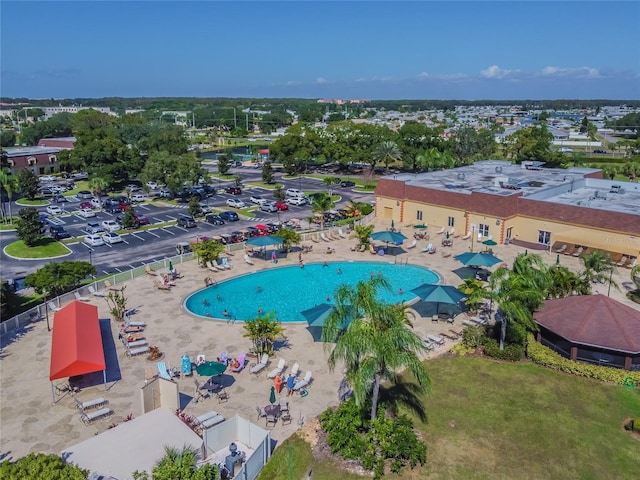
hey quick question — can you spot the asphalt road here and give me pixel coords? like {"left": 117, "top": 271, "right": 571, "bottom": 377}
{"left": 0, "top": 170, "right": 373, "bottom": 281}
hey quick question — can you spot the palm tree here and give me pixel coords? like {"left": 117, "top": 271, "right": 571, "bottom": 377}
{"left": 322, "top": 176, "right": 340, "bottom": 196}
{"left": 147, "top": 445, "right": 218, "bottom": 479}
{"left": 547, "top": 265, "right": 591, "bottom": 298}
{"left": 350, "top": 224, "right": 374, "bottom": 249}
{"left": 242, "top": 312, "right": 286, "bottom": 357}
{"left": 310, "top": 192, "right": 334, "bottom": 230}
{"left": 323, "top": 276, "right": 429, "bottom": 421}
{"left": 373, "top": 141, "right": 402, "bottom": 172}
{"left": 458, "top": 277, "right": 487, "bottom": 313}
{"left": 89, "top": 176, "right": 108, "bottom": 197}
{"left": 489, "top": 254, "right": 551, "bottom": 349}
{"left": 0, "top": 168, "right": 18, "bottom": 224}
{"left": 581, "top": 250, "right": 618, "bottom": 293}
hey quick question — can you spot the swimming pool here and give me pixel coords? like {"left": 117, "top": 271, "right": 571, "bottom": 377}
{"left": 183, "top": 261, "right": 439, "bottom": 322}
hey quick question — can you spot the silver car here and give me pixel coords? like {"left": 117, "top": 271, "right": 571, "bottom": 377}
{"left": 260, "top": 202, "right": 278, "bottom": 213}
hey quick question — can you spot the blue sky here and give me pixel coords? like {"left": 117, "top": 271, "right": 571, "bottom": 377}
{"left": 1, "top": 1, "right": 639, "bottom": 100}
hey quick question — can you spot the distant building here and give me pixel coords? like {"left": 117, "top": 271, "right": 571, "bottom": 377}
{"left": 37, "top": 137, "right": 75, "bottom": 149}
{"left": 42, "top": 105, "right": 114, "bottom": 120}
{"left": 4, "top": 146, "right": 63, "bottom": 175}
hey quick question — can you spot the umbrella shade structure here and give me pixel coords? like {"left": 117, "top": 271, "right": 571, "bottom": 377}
{"left": 391, "top": 220, "right": 395, "bottom": 229}
{"left": 301, "top": 304, "right": 336, "bottom": 327}
{"left": 246, "top": 235, "right": 282, "bottom": 248}
{"left": 370, "top": 230, "right": 408, "bottom": 245}
{"left": 410, "top": 284, "right": 466, "bottom": 315}
{"left": 454, "top": 251, "right": 503, "bottom": 268}
{"left": 169, "top": 261, "right": 174, "bottom": 271}
{"left": 413, "top": 224, "right": 427, "bottom": 229}
{"left": 269, "top": 385, "right": 276, "bottom": 404}
{"left": 482, "top": 239, "right": 497, "bottom": 246}
{"left": 195, "top": 361, "right": 227, "bottom": 377}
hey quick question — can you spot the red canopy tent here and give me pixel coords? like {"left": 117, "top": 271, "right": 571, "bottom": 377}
{"left": 49, "top": 301, "right": 106, "bottom": 401}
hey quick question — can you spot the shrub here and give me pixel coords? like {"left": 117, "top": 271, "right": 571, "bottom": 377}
{"left": 635, "top": 418, "right": 640, "bottom": 432}
{"left": 461, "top": 325, "right": 485, "bottom": 348}
{"left": 483, "top": 338, "right": 524, "bottom": 361}
{"left": 526, "top": 334, "right": 640, "bottom": 385}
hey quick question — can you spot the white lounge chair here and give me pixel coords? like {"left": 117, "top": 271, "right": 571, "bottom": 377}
{"left": 449, "top": 228, "right": 455, "bottom": 236}
{"left": 616, "top": 256, "right": 628, "bottom": 267}
{"left": 74, "top": 397, "right": 107, "bottom": 411}
{"left": 279, "top": 397, "right": 289, "bottom": 412}
{"left": 88, "top": 286, "right": 106, "bottom": 297}
{"left": 422, "top": 339, "right": 434, "bottom": 351}
{"left": 250, "top": 354, "right": 269, "bottom": 374}
{"left": 124, "top": 313, "right": 145, "bottom": 328}
{"left": 74, "top": 291, "right": 90, "bottom": 302}
{"left": 220, "top": 257, "right": 232, "bottom": 269}
{"left": 338, "top": 228, "right": 347, "bottom": 238}
{"left": 194, "top": 410, "right": 219, "bottom": 426}
{"left": 157, "top": 361, "right": 172, "bottom": 380}
{"left": 266, "top": 359, "right": 286, "bottom": 379}
{"left": 126, "top": 345, "right": 149, "bottom": 357}
{"left": 462, "top": 319, "right": 479, "bottom": 327}
{"left": 320, "top": 232, "right": 331, "bottom": 242}
{"left": 461, "top": 233, "right": 471, "bottom": 240}
{"left": 290, "top": 362, "right": 300, "bottom": 378}
{"left": 80, "top": 407, "right": 112, "bottom": 425}
{"left": 293, "top": 371, "right": 312, "bottom": 391}
{"left": 244, "top": 254, "right": 255, "bottom": 265}
{"left": 427, "top": 334, "right": 445, "bottom": 345}
{"left": 200, "top": 414, "right": 225, "bottom": 429}
{"left": 436, "top": 227, "right": 445, "bottom": 234}
{"left": 407, "top": 239, "right": 417, "bottom": 249}
{"left": 47, "top": 301, "right": 61, "bottom": 312}
{"left": 421, "top": 243, "right": 433, "bottom": 253}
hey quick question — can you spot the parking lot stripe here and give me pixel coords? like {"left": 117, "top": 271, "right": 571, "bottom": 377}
{"left": 138, "top": 204, "right": 151, "bottom": 210}
{"left": 153, "top": 217, "right": 165, "bottom": 223}
{"left": 144, "top": 230, "right": 159, "bottom": 238}
{"left": 162, "top": 227, "right": 175, "bottom": 235}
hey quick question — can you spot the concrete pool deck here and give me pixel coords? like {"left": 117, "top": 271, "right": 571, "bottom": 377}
{"left": 1, "top": 221, "right": 638, "bottom": 462}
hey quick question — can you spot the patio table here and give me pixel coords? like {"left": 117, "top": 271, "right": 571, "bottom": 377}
{"left": 264, "top": 404, "right": 281, "bottom": 418}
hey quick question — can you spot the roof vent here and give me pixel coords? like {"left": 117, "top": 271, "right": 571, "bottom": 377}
{"left": 495, "top": 166, "right": 503, "bottom": 173}
{"left": 457, "top": 172, "right": 465, "bottom": 180}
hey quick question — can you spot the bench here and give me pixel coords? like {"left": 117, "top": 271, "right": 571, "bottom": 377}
{"left": 74, "top": 397, "right": 107, "bottom": 411}
{"left": 80, "top": 407, "right": 112, "bottom": 425}
{"left": 200, "top": 414, "right": 225, "bottom": 429}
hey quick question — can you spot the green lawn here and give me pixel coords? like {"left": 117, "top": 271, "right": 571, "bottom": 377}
{"left": 15, "top": 198, "right": 48, "bottom": 206}
{"left": 4, "top": 238, "right": 71, "bottom": 258}
{"left": 0, "top": 218, "right": 18, "bottom": 231}
{"left": 262, "top": 357, "right": 640, "bottom": 480}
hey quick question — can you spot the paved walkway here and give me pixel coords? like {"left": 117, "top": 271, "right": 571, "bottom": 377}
{"left": 1, "top": 222, "right": 637, "bottom": 461}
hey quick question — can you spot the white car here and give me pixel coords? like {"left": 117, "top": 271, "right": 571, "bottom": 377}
{"left": 84, "top": 234, "right": 105, "bottom": 247}
{"left": 146, "top": 181, "right": 158, "bottom": 190}
{"left": 250, "top": 195, "right": 267, "bottom": 205}
{"left": 90, "top": 198, "right": 102, "bottom": 208}
{"left": 39, "top": 175, "right": 56, "bottom": 183}
{"left": 286, "top": 197, "right": 307, "bottom": 206}
{"left": 79, "top": 208, "right": 96, "bottom": 218}
{"left": 46, "top": 205, "right": 63, "bottom": 215}
{"left": 101, "top": 220, "right": 121, "bottom": 232}
{"left": 199, "top": 204, "right": 213, "bottom": 214}
{"left": 226, "top": 198, "right": 246, "bottom": 208}
{"left": 131, "top": 193, "right": 146, "bottom": 203}
{"left": 102, "top": 232, "right": 123, "bottom": 244}
{"left": 285, "top": 188, "right": 304, "bottom": 198}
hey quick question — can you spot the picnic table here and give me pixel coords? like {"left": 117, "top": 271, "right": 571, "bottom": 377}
{"left": 264, "top": 404, "right": 281, "bottom": 418}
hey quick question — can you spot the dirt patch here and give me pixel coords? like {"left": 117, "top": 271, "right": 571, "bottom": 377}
{"left": 622, "top": 418, "right": 640, "bottom": 441}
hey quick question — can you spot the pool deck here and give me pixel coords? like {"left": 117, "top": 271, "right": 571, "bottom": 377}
{"left": 1, "top": 221, "right": 638, "bottom": 463}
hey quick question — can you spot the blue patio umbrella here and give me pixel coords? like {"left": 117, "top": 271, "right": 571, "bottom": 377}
{"left": 410, "top": 284, "right": 466, "bottom": 316}
{"left": 302, "top": 304, "right": 354, "bottom": 342}
{"left": 454, "top": 251, "right": 503, "bottom": 268}
{"left": 370, "top": 230, "right": 408, "bottom": 255}
{"left": 482, "top": 239, "right": 497, "bottom": 246}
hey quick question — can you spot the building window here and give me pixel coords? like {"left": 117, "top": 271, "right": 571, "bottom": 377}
{"left": 447, "top": 216, "right": 454, "bottom": 227}
{"left": 48, "top": 155, "right": 57, "bottom": 163}
{"left": 505, "top": 227, "right": 513, "bottom": 240}
{"left": 416, "top": 211, "right": 423, "bottom": 221}
{"left": 538, "top": 230, "right": 551, "bottom": 245}
{"left": 478, "top": 224, "right": 489, "bottom": 237}
{"left": 27, "top": 157, "right": 36, "bottom": 166}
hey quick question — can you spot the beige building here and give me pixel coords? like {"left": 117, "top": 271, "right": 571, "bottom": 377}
{"left": 375, "top": 161, "right": 639, "bottom": 263}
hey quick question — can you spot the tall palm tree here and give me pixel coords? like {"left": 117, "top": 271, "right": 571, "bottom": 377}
{"left": 373, "top": 141, "right": 402, "bottom": 172}
{"left": 323, "top": 276, "right": 429, "bottom": 421}
{"left": 242, "top": 312, "right": 286, "bottom": 357}
{"left": 89, "top": 176, "right": 108, "bottom": 197}
{"left": 547, "top": 265, "right": 591, "bottom": 298}
{"left": 581, "top": 250, "right": 618, "bottom": 293}
{"left": 458, "top": 277, "right": 487, "bottom": 313}
{"left": 311, "top": 192, "right": 334, "bottom": 230}
{"left": 0, "top": 168, "right": 18, "bottom": 224}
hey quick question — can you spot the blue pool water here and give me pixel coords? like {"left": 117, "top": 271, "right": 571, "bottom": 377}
{"left": 183, "top": 261, "right": 439, "bottom": 322}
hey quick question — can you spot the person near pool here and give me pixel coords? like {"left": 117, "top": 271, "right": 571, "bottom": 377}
{"left": 298, "top": 251, "right": 302, "bottom": 262}
{"left": 286, "top": 373, "right": 295, "bottom": 396}
{"left": 223, "top": 309, "right": 230, "bottom": 317}
{"left": 336, "top": 268, "right": 342, "bottom": 274}
{"left": 271, "top": 251, "right": 278, "bottom": 263}
{"left": 274, "top": 373, "right": 282, "bottom": 393}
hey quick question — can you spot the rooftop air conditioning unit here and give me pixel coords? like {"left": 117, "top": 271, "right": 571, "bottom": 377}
{"left": 495, "top": 166, "right": 503, "bottom": 173}
{"left": 457, "top": 173, "right": 465, "bottom": 180}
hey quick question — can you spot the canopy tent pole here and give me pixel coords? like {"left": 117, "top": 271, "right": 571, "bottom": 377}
{"left": 51, "top": 382, "right": 56, "bottom": 404}
{"left": 103, "top": 369, "right": 107, "bottom": 391}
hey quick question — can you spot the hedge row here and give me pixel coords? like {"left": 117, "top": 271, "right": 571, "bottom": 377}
{"left": 526, "top": 334, "right": 640, "bottom": 385}
{"left": 483, "top": 338, "right": 524, "bottom": 361}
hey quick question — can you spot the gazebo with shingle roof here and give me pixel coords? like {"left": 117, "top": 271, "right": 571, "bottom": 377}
{"left": 533, "top": 294, "right": 640, "bottom": 371}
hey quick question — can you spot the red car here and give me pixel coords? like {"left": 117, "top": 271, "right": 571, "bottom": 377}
{"left": 276, "top": 201, "right": 289, "bottom": 211}
{"left": 225, "top": 187, "right": 242, "bottom": 195}
{"left": 79, "top": 202, "right": 95, "bottom": 210}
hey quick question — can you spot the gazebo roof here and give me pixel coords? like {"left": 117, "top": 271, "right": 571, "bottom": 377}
{"left": 534, "top": 294, "right": 640, "bottom": 354}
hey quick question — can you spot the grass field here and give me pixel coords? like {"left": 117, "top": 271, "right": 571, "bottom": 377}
{"left": 4, "top": 238, "right": 71, "bottom": 259}
{"left": 15, "top": 198, "right": 48, "bottom": 206}
{"left": 261, "top": 357, "right": 640, "bottom": 480}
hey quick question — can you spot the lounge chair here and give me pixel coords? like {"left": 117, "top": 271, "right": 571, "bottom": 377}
{"left": 145, "top": 265, "right": 156, "bottom": 275}
{"left": 124, "top": 313, "right": 145, "bottom": 327}
{"left": 407, "top": 239, "right": 417, "bottom": 249}
{"left": 220, "top": 257, "right": 232, "bottom": 269}
{"left": 154, "top": 280, "right": 171, "bottom": 291}
{"left": 281, "top": 411, "right": 292, "bottom": 425}
{"left": 311, "top": 236, "right": 320, "bottom": 243}
{"left": 200, "top": 414, "right": 225, "bottom": 429}
{"left": 250, "top": 354, "right": 269, "bottom": 374}
{"left": 104, "top": 280, "right": 122, "bottom": 291}
{"left": 422, "top": 339, "right": 434, "bottom": 350}
{"left": 231, "top": 353, "right": 246, "bottom": 373}
{"left": 450, "top": 327, "right": 464, "bottom": 337}
{"left": 217, "top": 388, "right": 229, "bottom": 403}
{"left": 461, "top": 233, "right": 471, "bottom": 240}
{"left": 369, "top": 244, "right": 377, "bottom": 255}
{"left": 194, "top": 380, "right": 212, "bottom": 402}
{"left": 428, "top": 246, "right": 437, "bottom": 254}
{"left": 421, "top": 243, "right": 433, "bottom": 253}
{"left": 320, "top": 232, "right": 331, "bottom": 242}
{"left": 74, "top": 397, "right": 107, "bottom": 411}
{"left": 181, "top": 355, "right": 193, "bottom": 376}
{"left": 74, "top": 291, "right": 90, "bottom": 302}
{"left": 449, "top": 228, "right": 455, "bottom": 236}
{"left": 462, "top": 319, "right": 480, "bottom": 327}
{"left": 290, "top": 362, "right": 300, "bottom": 378}
{"left": 267, "top": 359, "right": 286, "bottom": 379}
{"left": 256, "top": 406, "right": 267, "bottom": 419}
{"left": 293, "top": 371, "right": 312, "bottom": 391}
{"left": 338, "top": 228, "right": 347, "bottom": 238}
{"left": 440, "top": 331, "right": 457, "bottom": 341}
{"left": 244, "top": 254, "right": 255, "bottom": 265}
{"left": 427, "top": 334, "right": 445, "bottom": 345}
{"left": 555, "top": 244, "right": 568, "bottom": 254}
{"left": 265, "top": 415, "right": 277, "bottom": 427}
{"left": 436, "top": 226, "right": 445, "bottom": 234}
{"left": 47, "top": 301, "right": 61, "bottom": 312}
{"left": 80, "top": 407, "right": 112, "bottom": 425}
{"left": 627, "top": 257, "right": 638, "bottom": 268}
{"left": 616, "top": 256, "right": 628, "bottom": 267}
{"left": 157, "top": 361, "right": 172, "bottom": 380}
{"left": 194, "top": 411, "right": 219, "bottom": 426}
{"left": 572, "top": 246, "right": 584, "bottom": 257}
{"left": 127, "top": 339, "right": 147, "bottom": 348}
{"left": 206, "top": 261, "right": 221, "bottom": 272}
{"left": 126, "top": 345, "right": 149, "bottom": 357}
{"left": 279, "top": 397, "right": 289, "bottom": 412}
{"left": 441, "top": 251, "right": 451, "bottom": 258}
{"left": 88, "top": 286, "right": 106, "bottom": 297}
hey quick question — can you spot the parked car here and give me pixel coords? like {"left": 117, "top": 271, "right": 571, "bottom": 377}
{"left": 340, "top": 180, "right": 356, "bottom": 187}
{"left": 135, "top": 215, "right": 150, "bottom": 226}
{"left": 126, "top": 184, "right": 141, "bottom": 192}
{"left": 205, "top": 214, "right": 225, "bottom": 225}
{"left": 225, "top": 187, "right": 242, "bottom": 195}
{"left": 199, "top": 204, "right": 213, "bottom": 215}
{"left": 232, "top": 160, "right": 243, "bottom": 167}
{"left": 286, "top": 196, "right": 307, "bottom": 206}
{"left": 49, "top": 225, "right": 70, "bottom": 240}
{"left": 86, "top": 222, "right": 104, "bottom": 234}
{"left": 102, "top": 232, "right": 123, "bottom": 244}
{"left": 275, "top": 201, "right": 289, "bottom": 211}
{"left": 202, "top": 184, "right": 217, "bottom": 196}
{"left": 285, "top": 188, "right": 304, "bottom": 198}
{"left": 101, "top": 220, "right": 121, "bottom": 232}
{"left": 176, "top": 216, "right": 197, "bottom": 228}
{"left": 38, "top": 187, "right": 56, "bottom": 197}
{"left": 53, "top": 194, "right": 68, "bottom": 203}
{"left": 250, "top": 195, "right": 267, "bottom": 205}
{"left": 79, "top": 208, "right": 96, "bottom": 218}
{"left": 46, "top": 205, "right": 63, "bottom": 215}
{"left": 146, "top": 181, "right": 159, "bottom": 190}
{"left": 260, "top": 202, "right": 278, "bottom": 213}
{"left": 84, "top": 234, "right": 105, "bottom": 247}
{"left": 79, "top": 202, "right": 95, "bottom": 210}
{"left": 593, "top": 149, "right": 607, "bottom": 154}
{"left": 219, "top": 211, "right": 239, "bottom": 222}
{"left": 77, "top": 190, "right": 93, "bottom": 200}
{"left": 131, "top": 193, "right": 146, "bottom": 203}
{"left": 158, "top": 188, "right": 173, "bottom": 198}
{"left": 226, "top": 198, "right": 246, "bottom": 208}
{"left": 39, "top": 175, "right": 56, "bottom": 183}
{"left": 70, "top": 171, "right": 89, "bottom": 180}
{"left": 90, "top": 198, "right": 102, "bottom": 208}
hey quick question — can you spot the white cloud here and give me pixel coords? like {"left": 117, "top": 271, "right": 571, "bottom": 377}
{"left": 418, "top": 72, "right": 467, "bottom": 80}
{"left": 316, "top": 77, "right": 329, "bottom": 84}
{"left": 480, "top": 65, "right": 519, "bottom": 79}
{"left": 538, "top": 66, "right": 601, "bottom": 78}
{"left": 285, "top": 80, "right": 301, "bottom": 86}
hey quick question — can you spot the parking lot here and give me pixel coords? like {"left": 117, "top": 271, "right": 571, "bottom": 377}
{"left": 1, "top": 171, "right": 373, "bottom": 279}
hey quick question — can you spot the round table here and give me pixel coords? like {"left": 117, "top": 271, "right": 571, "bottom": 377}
{"left": 264, "top": 404, "right": 281, "bottom": 417}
